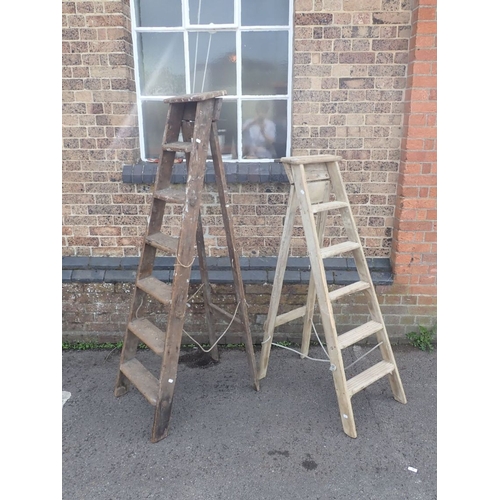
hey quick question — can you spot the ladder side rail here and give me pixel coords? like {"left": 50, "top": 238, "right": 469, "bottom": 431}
{"left": 152, "top": 98, "right": 216, "bottom": 442}
{"left": 196, "top": 211, "right": 220, "bottom": 361}
{"left": 294, "top": 163, "right": 357, "bottom": 438}
{"left": 258, "top": 183, "right": 299, "bottom": 380}
{"left": 210, "top": 115, "right": 259, "bottom": 390}
{"left": 156, "top": 102, "right": 186, "bottom": 191}
{"left": 326, "top": 161, "right": 407, "bottom": 405}
{"left": 301, "top": 180, "right": 330, "bottom": 358}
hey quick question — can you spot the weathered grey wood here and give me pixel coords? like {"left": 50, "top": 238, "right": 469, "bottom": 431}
{"left": 116, "top": 92, "right": 260, "bottom": 443}
{"left": 152, "top": 98, "right": 215, "bottom": 443}
{"left": 145, "top": 232, "right": 179, "bottom": 253}
{"left": 128, "top": 318, "right": 165, "bottom": 355}
{"left": 162, "top": 141, "right": 193, "bottom": 153}
{"left": 136, "top": 276, "right": 173, "bottom": 305}
{"left": 155, "top": 187, "right": 186, "bottom": 204}
{"left": 210, "top": 119, "right": 259, "bottom": 391}
{"left": 163, "top": 90, "right": 227, "bottom": 103}
{"left": 121, "top": 359, "right": 159, "bottom": 406}
{"left": 196, "top": 212, "right": 219, "bottom": 361}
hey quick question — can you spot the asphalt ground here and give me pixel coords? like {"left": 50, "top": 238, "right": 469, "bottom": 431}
{"left": 62, "top": 343, "right": 437, "bottom": 500}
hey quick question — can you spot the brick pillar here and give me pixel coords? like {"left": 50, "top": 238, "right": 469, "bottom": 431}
{"left": 391, "top": 0, "right": 437, "bottom": 304}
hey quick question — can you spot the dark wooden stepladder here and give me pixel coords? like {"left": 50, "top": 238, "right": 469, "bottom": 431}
{"left": 258, "top": 154, "right": 407, "bottom": 439}
{"left": 115, "top": 91, "right": 259, "bottom": 443}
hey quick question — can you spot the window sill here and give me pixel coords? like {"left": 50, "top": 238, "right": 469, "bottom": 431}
{"left": 122, "top": 161, "right": 289, "bottom": 184}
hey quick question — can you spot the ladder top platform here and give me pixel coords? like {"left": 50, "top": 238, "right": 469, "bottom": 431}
{"left": 279, "top": 155, "right": 343, "bottom": 165}
{"left": 163, "top": 90, "right": 227, "bottom": 104}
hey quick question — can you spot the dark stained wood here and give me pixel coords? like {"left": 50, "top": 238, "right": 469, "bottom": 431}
{"left": 210, "top": 121, "right": 260, "bottom": 392}
{"left": 196, "top": 212, "right": 219, "bottom": 361}
{"left": 163, "top": 90, "right": 227, "bottom": 103}
{"left": 115, "top": 92, "right": 259, "bottom": 444}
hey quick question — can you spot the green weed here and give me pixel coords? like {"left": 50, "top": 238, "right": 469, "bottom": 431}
{"left": 406, "top": 324, "right": 436, "bottom": 352}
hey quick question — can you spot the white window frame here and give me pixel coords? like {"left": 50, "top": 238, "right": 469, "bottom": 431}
{"left": 130, "top": 0, "right": 294, "bottom": 162}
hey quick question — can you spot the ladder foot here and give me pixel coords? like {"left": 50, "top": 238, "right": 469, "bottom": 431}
{"left": 114, "top": 386, "right": 129, "bottom": 398}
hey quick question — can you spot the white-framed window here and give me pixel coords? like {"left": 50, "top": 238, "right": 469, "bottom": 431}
{"left": 131, "top": 0, "right": 293, "bottom": 162}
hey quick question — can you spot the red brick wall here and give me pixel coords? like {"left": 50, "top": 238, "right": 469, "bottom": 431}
{"left": 390, "top": 0, "right": 437, "bottom": 308}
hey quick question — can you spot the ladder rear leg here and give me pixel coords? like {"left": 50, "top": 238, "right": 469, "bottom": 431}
{"left": 258, "top": 184, "right": 298, "bottom": 380}
{"left": 196, "top": 212, "right": 219, "bottom": 361}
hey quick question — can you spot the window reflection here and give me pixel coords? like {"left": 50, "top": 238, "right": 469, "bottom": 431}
{"left": 242, "top": 100, "right": 287, "bottom": 159}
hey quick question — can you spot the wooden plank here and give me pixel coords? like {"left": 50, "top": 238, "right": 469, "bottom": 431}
{"left": 274, "top": 305, "right": 306, "bottom": 327}
{"left": 162, "top": 141, "right": 193, "bottom": 153}
{"left": 320, "top": 241, "right": 359, "bottom": 259}
{"left": 155, "top": 187, "right": 185, "bottom": 204}
{"left": 128, "top": 318, "right": 165, "bottom": 355}
{"left": 281, "top": 154, "right": 342, "bottom": 165}
{"left": 311, "top": 201, "right": 349, "bottom": 213}
{"left": 196, "top": 213, "right": 219, "bottom": 361}
{"left": 328, "top": 281, "right": 370, "bottom": 302}
{"left": 337, "top": 321, "right": 383, "bottom": 350}
{"left": 346, "top": 360, "right": 394, "bottom": 397}
{"left": 164, "top": 90, "right": 227, "bottom": 103}
{"left": 136, "top": 276, "right": 173, "bottom": 305}
{"left": 121, "top": 358, "right": 159, "bottom": 406}
{"left": 145, "top": 232, "right": 179, "bottom": 253}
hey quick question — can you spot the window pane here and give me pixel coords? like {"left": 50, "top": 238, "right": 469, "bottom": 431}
{"left": 242, "top": 100, "right": 287, "bottom": 159}
{"left": 210, "top": 101, "right": 238, "bottom": 160}
{"left": 189, "top": 0, "right": 233, "bottom": 24}
{"left": 138, "top": 33, "right": 186, "bottom": 96}
{"left": 241, "top": 32, "right": 288, "bottom": 95}
{"left": 142, "top": 101, "right": 169, "bottom": 160}
{"left": 135, "top": 0, "right": 182, "bottom": 28}
{"left": 241, "top": 0, "right": 289, "bottom": 26}
{"left": 189, "top": 32, "right": 236, "bottom": 95}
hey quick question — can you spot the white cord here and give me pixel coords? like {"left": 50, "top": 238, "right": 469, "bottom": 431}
{"left": 183, "top": 301, "right": 241, "bottom": 353}
{"left": 344, "top": 342, "right": 383, "bottom": 370}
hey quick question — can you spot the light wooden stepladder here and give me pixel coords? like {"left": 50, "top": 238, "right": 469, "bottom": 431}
{"left": 258, "top": 154, "right": 407, "bottom": 438}
{"left": 114, "top": 90, "right": 259, "bottom": 443}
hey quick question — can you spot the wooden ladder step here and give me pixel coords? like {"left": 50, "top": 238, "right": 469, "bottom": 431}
{"left": 128, "top": 318, "right": 165, "bottom": 355}
{"left": 337, "top": 320, "right": 383, "bottom": 349}
{"left": 328, "top": 281, "right": 371, "bottom": 302}
{"left": 120, "top": 358, "right": 159, "bottom": 406}
{"left": 274, "top": 305, "right": 307, "bottom": 327}
{"left": 145, "top": 232, "right": 179, "bottom": 253}
{"left": 311, "top": 201, "right": 349, "bottom": 214}
{"left": 273, "top": 281, "right": 371, "bottom": 327}
{"left": 162, "top": 141, "right": 193, "bottom": 153}
{"left": 346, "top": 360, "right": 394, "bottom": 397}
{"left": 320, "top": 241, "right": 360, "bottom": 259}
{"left": 155, "top": 188, "right": 186, "bottom": 204}
{"left": 136, "top": 276, "right": 173, "bottom": 305}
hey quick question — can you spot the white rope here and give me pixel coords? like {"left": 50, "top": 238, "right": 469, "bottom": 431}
{"left": 201, "top": 31, "right": 214, "bottom": 93}
{"left": 344, "top": 342, "right": 383, "bottom": 371}
{"left": 192, "top": 0, "right": 203, "bottom": 92}
{"left": 183, "top": 301, "right": 241, "bottom": 353}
